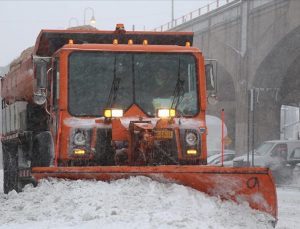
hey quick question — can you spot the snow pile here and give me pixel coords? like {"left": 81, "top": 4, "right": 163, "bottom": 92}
{"left": 276, "top": 187, "right": 300, "bottom": 229}
{"left": 0, "top": 171, "right": 274, "bottom": 229}
{"left": 292, "top": 169, "right": 300, "bottom": 187}
{"left": 9, "top": 46, "right": 34, "bottom": 72}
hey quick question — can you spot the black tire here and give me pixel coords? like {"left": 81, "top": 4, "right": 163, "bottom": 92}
{"left": 31, "top": 131, "right": 54, "bottom": 167}
{"left": 3, "top": 143, "right": 21, "bottom": 194}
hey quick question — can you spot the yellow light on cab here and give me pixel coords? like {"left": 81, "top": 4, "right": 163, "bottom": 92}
{"left": 113, "top": 39, "right": 118, "bottom": 45}
{"left": 68, "top": 39, "right": 74, "bottom": 45}
{"left": 187, "top": 149, "right": 197, "bottom": 155}
{"left": 74, "top": 149, "right": 85, "bottom": 155}
{"left": 143, "top": 39, "right": 148, "bottom": 45}
{"left": 128, "top": 39, "right": 133, "bottom": 45}
{"left": 185, "top": 41, "right": 191, "bottom": 47}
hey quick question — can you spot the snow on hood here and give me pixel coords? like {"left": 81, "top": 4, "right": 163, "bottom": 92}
{"left": 120, "top": 117, "right": 204, "bottom": 129}
{"left": 64, "top": 117, "right": 109, "bottom": 128}
{"left": 119, "top": 117, "right": 159, "bottom": 129}
{"left": 0, "top": 170, "right": 275, "bottom": 229}
{"left": 64, "top": 117, "right": 205, "bottom": 130}
{"left": 174, "top": 118, "right": 204, "bottom": 129}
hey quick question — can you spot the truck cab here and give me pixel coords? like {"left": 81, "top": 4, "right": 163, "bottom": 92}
{"left": 1, "top": 26, "right": 209, "bottom": 174}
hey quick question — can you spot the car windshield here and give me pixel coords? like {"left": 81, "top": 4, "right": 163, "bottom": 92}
{"left": 255, "top": 142, "right": 275, "bottom": 156}
{"left": 68, "top": 52, "right": 198, "bottom": 117}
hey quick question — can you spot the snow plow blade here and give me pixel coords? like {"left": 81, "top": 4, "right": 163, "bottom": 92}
{"left": 31, "top": 165, "right": 277, "bottom": 221}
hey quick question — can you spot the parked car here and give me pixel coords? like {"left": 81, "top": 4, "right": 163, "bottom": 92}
{"left": 207, "top": 150, "right": 235, "bottom": 166}
{"left": 208, "top": 149, "right": 235, "bottom": 157}
{"left": 233, "top": 140, "right": 300, "bottom": 184}
{"left": 287, "top": 147, "right": 300, "bottom": 183}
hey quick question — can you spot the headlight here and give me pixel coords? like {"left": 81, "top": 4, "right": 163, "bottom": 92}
{"left": 185, "top": 132, "right": 197, "bottom": 146}
{"left": 157, "top": 108, "right": 176, "bottom": 118}
{"left": 104, "top": 108, "right": 124, "bottom": 118}
{"left": 74, "top": 132, "right": 86, "bottom": 145}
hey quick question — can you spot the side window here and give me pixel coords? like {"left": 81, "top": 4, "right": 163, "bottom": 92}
{"left": 188, "top": 63, "right": 196, "bottom": 92}
{"left": 271, "top": 144, "right": 287, "bottom": 159}
{"left": 291, "top": 148, "right": 300, "bottom": 159}
{"left": 52, "top": 59, "right": 60, "bottom": 110}
{"left": 224, "top": 154, "right": 235, "bottom": 161}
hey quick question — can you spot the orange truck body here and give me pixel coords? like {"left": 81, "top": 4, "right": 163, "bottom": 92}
{"left": 1, "top": 26, "right": 277, "bottom": 224}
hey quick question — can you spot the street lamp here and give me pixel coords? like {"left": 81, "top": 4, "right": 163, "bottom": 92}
{"left": 68, "top": 17, "right": 79, "bottom": 28}
{"left": 84, "top": 7, "right": 96, "bottom": 26}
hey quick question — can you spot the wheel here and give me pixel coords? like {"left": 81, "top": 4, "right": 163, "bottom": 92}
{"left": 3, "top": 143, "right": 22, "bottom": 194}
{"left": 31, "top": 131, "right": 54, "bottom": 167}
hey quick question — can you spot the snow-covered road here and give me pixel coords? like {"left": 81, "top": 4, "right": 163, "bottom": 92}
{"left": 0, "top": 169, "right": 299, "bottom": 229}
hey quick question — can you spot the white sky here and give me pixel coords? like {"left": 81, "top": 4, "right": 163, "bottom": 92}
{"left": 0, "top": 0, "right": 214, "bottom": 66}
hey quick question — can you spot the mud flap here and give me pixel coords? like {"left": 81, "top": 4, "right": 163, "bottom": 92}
{"left": 31, "top": 165, "right": 277, "bottom": 223}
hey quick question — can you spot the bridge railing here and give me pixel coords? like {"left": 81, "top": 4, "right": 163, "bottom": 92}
{"left": 153, "top": 0, "right": 236, "bottom": 32}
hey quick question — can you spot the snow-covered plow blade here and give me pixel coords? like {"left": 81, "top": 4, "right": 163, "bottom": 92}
{"left": 31, "top": 165, "right": 277, "bottom": 222}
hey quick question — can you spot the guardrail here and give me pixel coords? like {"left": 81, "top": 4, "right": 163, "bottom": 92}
{"left": 153, "top": 0, "right": 236, "bottom": 32}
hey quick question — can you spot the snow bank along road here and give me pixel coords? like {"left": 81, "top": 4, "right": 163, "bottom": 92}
{"left": 0, "top": 169, "right": 299, "bottom": 229}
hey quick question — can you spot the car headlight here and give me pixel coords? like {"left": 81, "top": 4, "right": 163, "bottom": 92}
{"left": 185, "top": 132, "right": 197, "bottom": 146}
{"left": 74, "top": 132, "right": 86, "bottom": 145}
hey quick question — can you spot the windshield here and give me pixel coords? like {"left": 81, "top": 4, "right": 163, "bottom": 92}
{"left": 255, "top": 142, "right": 274, "bottom": 156}
{"left": 68, "top": 52, "right": 198, "bottom": 116}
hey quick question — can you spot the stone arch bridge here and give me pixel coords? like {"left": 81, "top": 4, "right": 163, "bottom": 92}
{"left": 165, "top": 0, "right": 300, "bottom": 154}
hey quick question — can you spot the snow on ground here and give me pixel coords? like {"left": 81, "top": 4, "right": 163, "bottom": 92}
{"left": 276, "top": 186, "right": 300, "bottom": 229}
{"left": 0, "top": 169, "right": 299, "bottom": 229}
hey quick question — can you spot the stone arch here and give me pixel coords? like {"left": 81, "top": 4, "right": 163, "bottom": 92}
{"left": 252, "top": 25, "right": 300, "bottom": 145}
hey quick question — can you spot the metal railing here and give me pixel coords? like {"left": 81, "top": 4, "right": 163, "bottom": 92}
{"left": 153, "top": 0, "right": 236, "bottom": 32}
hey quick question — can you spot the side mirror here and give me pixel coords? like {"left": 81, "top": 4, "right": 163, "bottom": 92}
{"left": 205, "top": 60, "right": 218, "bottom": 105}
{"left": 32, "top": 56, "right": 51, "bottom": 105}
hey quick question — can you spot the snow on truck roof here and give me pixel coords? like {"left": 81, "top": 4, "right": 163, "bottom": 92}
{"left": 34, "top": 29, "right": 194, "bottom": 56}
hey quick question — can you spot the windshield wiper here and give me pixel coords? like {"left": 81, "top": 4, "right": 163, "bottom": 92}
{"left": 171, "top": 78, "right": 185, "bottom": 110}
{"left": 106, "top": 57, "right": 121, "bottom": 108}
{"left": 171, "top": 57, "right": 185, "bottom": 110}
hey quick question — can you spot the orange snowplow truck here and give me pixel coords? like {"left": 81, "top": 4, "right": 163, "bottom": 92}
{"left": 1, "top": 25, "right": 277, "bottom": 224}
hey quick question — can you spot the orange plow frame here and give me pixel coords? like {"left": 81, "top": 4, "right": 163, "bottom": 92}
{"left": 32, "top": 165, "right": 277, "bottom": 222}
